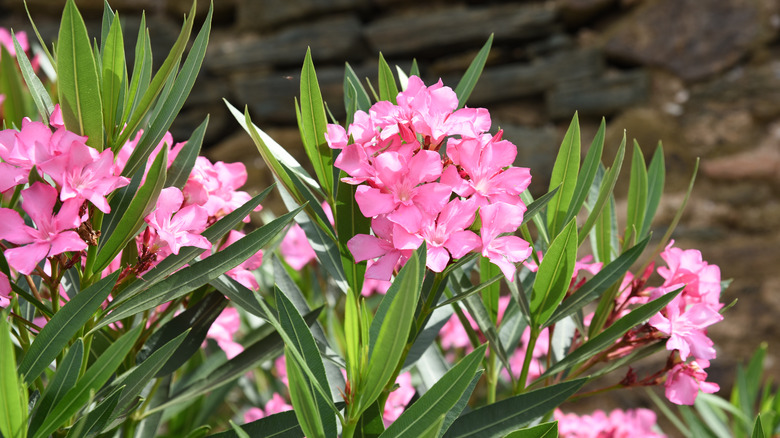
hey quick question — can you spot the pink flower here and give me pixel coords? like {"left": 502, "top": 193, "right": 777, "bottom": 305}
{"left": 279, "top": 224, "right": 316, "bottom": 270}
{"left": 383, "top": 372, "right": 415, "bottom": 426}
{"left": 555, "top": 408, "right": 664, "bottom": 438}
{"left": 479, "top": 202, "right": 532, "bottom": 281}
{"left": 274, "top": 355, "right": 288, "bottom": 386}
{"left": 205, "top": 307, "right": 243, "bottom": 359}
{"left": 665, "top": 360, "right": 719, "bottom": 405}
{"left": 40, "top": 141, "right": 129, "bottom": 213}
{"left": 347, "top": 216, "right": 413, "bottom": 281}
{"left": 144, "top": 187, "right": 211, "bottom": 256}
{"left": 264, "top": 393, "right": 293, "bottom": 415}
{"left": 658, "top": 241, "right": 722, "bottom": 309}
{"left": 243, "top": 407, "right": 265, "bottom": 423}
{"left": 220, "top": 230, "right": 263, "bottom": 291}
{"left": 0, "top": 272, "right": 11, "bottom": 307}
{"left": 182, "top": 157, "right": 258, "bottom": 221}
{"left": 0, "top": 182, "right": 86, "bottom": 274}
{"left": 649, "top": 295, "right": 723, "bottom": 361}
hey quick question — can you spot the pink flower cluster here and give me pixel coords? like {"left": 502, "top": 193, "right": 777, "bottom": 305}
{"left": 327, "top": 76, "right": 532, "bottom": 281}
{"left": 554, "top": 408, "right": 665, "bottom": 438}
{"left": 647, "top": 241, "right": 723, "bottom": 405}
{"left": 243, "top": 393, "right": 293, "bottom": 423}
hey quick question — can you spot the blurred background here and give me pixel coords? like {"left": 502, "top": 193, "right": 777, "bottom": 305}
{"left": 2, "top": 0, "right": 779, "bottom": 414}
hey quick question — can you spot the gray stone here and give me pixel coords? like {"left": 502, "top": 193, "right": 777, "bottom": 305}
{"left": 463, "top": 48, "right": 604, "bottom": 105}
{"left": 546, "top": 69, "right": 649, "bottom": 119}
{"left": 236, "top": 0, "right": 359, "bottom": 31}
{"left": 206, "top": 15, "right": 363, "bottom": 72}
{"left": 365, "top": 4, "right": 558, "bottom": 56}
{"left": 559, "top": 0, "right": 617, "bottom": 27}
{"left": 605, "top": 0, "right": 771, "bottom": 81}
{"left": 499, "top": 123, "right": 560, "bottom": 195}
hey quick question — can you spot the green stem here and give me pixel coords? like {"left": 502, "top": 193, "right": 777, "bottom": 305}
{"left": 486, "top": 350, "right": 497, "bottom": 404}
{"left": 82, "top": 209, "right": 104, "bottom": 285}
{"left": 516, "top": 326, "right": 539, "bottom": 394}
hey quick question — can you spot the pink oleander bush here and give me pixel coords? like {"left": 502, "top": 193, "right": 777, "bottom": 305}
{"left": 1, "top": 1, "right": 775, "bottom": 438}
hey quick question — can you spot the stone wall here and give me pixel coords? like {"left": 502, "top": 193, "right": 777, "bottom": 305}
{"left": 2, "top": 0, "right": 780, "bottom": 406}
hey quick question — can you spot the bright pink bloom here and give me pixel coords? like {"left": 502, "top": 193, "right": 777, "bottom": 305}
{"left": 264, "top": 393, "right": 293, "bottom": 415}
{"left": 347, "top": 216, "right": 413, "bottom": 281}
{"left": 144, "top": 187, "right": 210, "bottom": 256}
{"left": 279, "top": 224, "right": 316, "bottom": 270}
{"left": 665, "top": 360, "right": 719, "bottom": 405}
{"left": 555, "top": 408, "right": 664, "bottom": 438}
{"left": 383, "top": 372, "right": 415, "bottom": 426}
{"left": 220, "top": 230, "right": 263, "bottom": 291}
{"left": 40, "top": 141, "right": 129, "bottom": 213}
{"left": 649, "top": 295, "right": 723, "bottom": 361}
{"left": 360, "top": 260, "right": 392, "bottom": 296}
{"left": 49, "top": 104, "right": 64, "bottom": 129}
{"left": 243, "top": 407, "right": 265, "bottom": 423}
{"left": 658, "top": 241, "right": 722, "bottom": 309}
{"left": 441, "top": 132, "right": 531, "bottom": 207}
{"left": 274, "top": 355, "right": 288, "bottom": 386}
{"left": 0, "top": 183, "right": 86, "bottom": 274}
{"left": 479, "top": 202, "right": 532, "bottom": 281}
{"left": 0, "top": 272, "right": 10, "bottom": 307}
{"left": 183, "top": 157, "right": 257, "bottom": 221}
{"left": 205, "top": 307, "right": 243, "bottom": 359}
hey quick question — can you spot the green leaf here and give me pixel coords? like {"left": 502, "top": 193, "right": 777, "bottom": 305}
{"left": 57, "top": 0, "right": 103, "bottom": 150}
{"left": 454, "top": 34, "right": 493, "bottom": 108}
{"left": 360, "top": 247, "right": 425, "bottom": 413}
{"left": 158, "top": 308, "right": 321, "bottom": 415}
{"left": 297, "top": 48, "right": 333, "bottom": 198}
{"left": 93, "top": 145, "right": 167, "bottom": 275}
{"left": 19, "top": 272, "right": 119, "bottom": 383}
{"left": 693, "top": 395, "right": 732, "bottom": 438}
{"left": 112, "top": 330, "right": 189, "bottom": 416}
{"left": 112, "top": 2, "right": 196, "bottom": 152}
{"left": 752, "top": 415, "right": 765, "bottom": 438}
{"left": 530, "top": 219, "right": 577, "bottom": 327}
{"left": 0, "top": 310, "right": 27, "bottom": 438}
{"left": 545, "top": 235, "right": 650, "bottom": 327}
{"left": 286, "top": 348, "right": 327, "bottom": 438}
{"left": 336, "top": 175, "right": 370, "bottom": 294}
{"left": 166, "top": 115, "right": 208, "bottom": 189}
{"left": 210, "top": 274, "right": 267, "bottom": 319}
{"left": 381, "top": 345, "right": 487, "bottom": 438}
{"left": 120, "top": 13, "right": 152, "bottom": 132}
{"left": 122, "top": 3, "right": 212, "bottom": 178}
{"left": 12, "top": 31, "right": 54, "bottom": 121}
{"left": 344, "top": 62, "right": 371, "bottom": 113}
{"left": 101, "top": 12, "right": 126, "bottom": 142}
{"left": 28, "top": 340, "right": 83, "bottom": 437}
{"left": 96, "top": 208, "right": 301, "bottom": 329}
{"left": 502, "top": 421, "right": 558, "bottom": 438}
{"left": 563, "top": 118, "right": 605, "bottom": 226}
{"left": 443, "top": 379, "right": 587, "bottom": 438}
{"left": 33, "top": 324, "right": 142, "bottom": 438}
{"left": 0, "top": 44, "right": 27, "bottom": 128}
{"left": 277, "top": 287, "right": 336, "bottom": 437}
{"left": 641, "top": 142, "right": 665, "bottom": 238}
{"left": 67, "top": 386, "right": 123, "bottom": 438}
{"left": 624, "top": 141, "right": 648, "bottom": 247}
{"left": 538, "top": 287, "right": 683, "bottom": 380}
{"left": 378, "top": 53, "right": 399, "bottom": 104}
{"left": 137, "top": 292, "right": 226, "bottom": 377}
{"left": 435, "top": 275, "right": 502, "bottom": 309}
{"left": 521, "top": 186, "right": 559, "bottom": 227}
{"left": 207, "top": 411, "right": 304, "bottom": 438}
{"left": 579, "top": 132, "right": 626, "bottom": 247}
{"left": 356, "top": 399, "right": 386, "bottom": 438}
{"left": 546, "top": 113, "right": 580, "bottom": 237}
{"left": 111, "top": 187, "right": 271, "bottom": 307}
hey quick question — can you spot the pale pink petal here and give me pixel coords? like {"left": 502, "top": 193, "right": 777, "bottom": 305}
{"left": 5, "top": 241, "right": 50, "bottom": 275}
{"left": 355, "top": 186, "right": 396, "bottom": 218}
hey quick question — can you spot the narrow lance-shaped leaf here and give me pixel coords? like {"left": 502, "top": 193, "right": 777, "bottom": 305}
{"left": 578, "top": 132, "right": 626, "bottom": 246}
{"left": 101, "top": 12, "right": 126, "bottom": 142}
{"left": 166, "top": 115, "right": 208, "bottom": 189}
{"left": 286, "top": 348, "right": 327, "bottom": 438}
{"left": 0, "top": 310, "right": 27, "bottom": 438}
{"left": 530, "top": 219, "right": 577, "bottom": 327}
{"left": 360, "top": 247, "right": 425, "bottom": 414}
{"left": 563, "top": 117, "right": 605, "bottom": 226}
{"left": 0, "top": 44, "right": 28, "bottom": 128}
{"left": 381, "top": 345, "right": 487, "bottom": 438}
{"left": 344, "top": 62, "right": 371, "bottom": 113}
{"left": 57, "top": 0, "right": 104, "bottom": 150}
{"left": 92, "top": 145, "right": 167, "bottom": 276}
{"left": 297, "top": 48, "right": 333, "bottom": 198}
{"left": 444, "top": 379, "right": 587, "bottom": 438}
{"left": 28, "top": 340, "right": 84, "bottom": 437}
{"left": 547, "top": 113, "right": 580, "bottom": 237}
{"left": 32, "top": 325, "right": 143, "bottom": 438}
{"left": 378, "top": 52, "right": 399, "bottom": 104}
{"left": 454, "top": 34, "right": 493, "bottom": 108}
{"left": 118, "top": 13, "right": 151, "bottom": 137}
{"left": 19, "top": 272, "right": 120, "bottom": 384}
{"left": 641, "top": 142, "right": 665, "bottom": 238}
{"left": 502, "top": 421, "right": 558, "bottom": 438}
{"left": 12, "top": 31, "right": 54, "bottom": 121}
{"left": 624, "top": 140, "right": 648, "bottom": 247}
